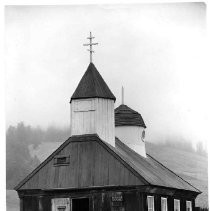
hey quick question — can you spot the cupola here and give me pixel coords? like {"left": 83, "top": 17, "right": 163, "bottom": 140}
{"left": 115, "top": 104, "right": 147, "bottom": 157}
{"left": 70, "top": 62, "right": 116, "bottom": 146}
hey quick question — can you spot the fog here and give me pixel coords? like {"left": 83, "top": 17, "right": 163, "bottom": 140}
{"left": 5, "top": 3, "right": 208, "bottom": 148}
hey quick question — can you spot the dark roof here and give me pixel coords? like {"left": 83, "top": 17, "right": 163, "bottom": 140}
{"left": 115, "top": 138, "right": 201, "bottom": 193}
{"left": 70, "top": 63, "right": 116, "bottom": 102}
{"left": 115, "top": 104, "right": 146, "bottom": 128}
{"left": 15, "top": 134, "right": 147, "bottom": 190}
{"left": 15, "top": 134, "right": 200, "bottom": 193}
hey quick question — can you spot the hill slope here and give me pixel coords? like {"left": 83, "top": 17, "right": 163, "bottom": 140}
{"left": 146, "top": 142, "right": 208, "bottom": 208}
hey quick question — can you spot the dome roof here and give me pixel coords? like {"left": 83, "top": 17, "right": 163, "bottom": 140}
{"left": 115, "top": 104, "right": 146, "bottom": 128}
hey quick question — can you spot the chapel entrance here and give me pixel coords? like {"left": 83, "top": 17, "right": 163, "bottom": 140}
{"left": 71, "top": 197, "right": 90, "bottom": 211}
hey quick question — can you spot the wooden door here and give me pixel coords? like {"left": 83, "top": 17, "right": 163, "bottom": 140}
{"left": 52, "top": 198, "right": 70, "bottom": 211}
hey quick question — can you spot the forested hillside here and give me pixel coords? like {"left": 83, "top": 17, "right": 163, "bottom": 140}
{"left": 6, "top": 122, "right": 70, "bottom": 189}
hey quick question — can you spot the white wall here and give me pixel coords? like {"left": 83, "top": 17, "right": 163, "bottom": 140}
{"left": 70, "top": 98, "right": 115, "bottom": 146}
{"left": 115, "top": 126, "right": 147, "bottom": 157}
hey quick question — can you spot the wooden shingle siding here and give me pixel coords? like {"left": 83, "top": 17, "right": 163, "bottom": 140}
{"left": 19, "top": 137, "right": 144, "bottom": 190}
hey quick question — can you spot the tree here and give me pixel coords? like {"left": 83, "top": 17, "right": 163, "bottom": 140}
{"left": 6, "top": 122, "right": 40, "bottom": 189}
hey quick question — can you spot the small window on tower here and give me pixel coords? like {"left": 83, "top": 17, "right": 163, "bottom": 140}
{"left": 54, "top": 155, "right": 70, "bottom": 166}
{"left": 141, "top": 130, "right": 146, "bottom": 142}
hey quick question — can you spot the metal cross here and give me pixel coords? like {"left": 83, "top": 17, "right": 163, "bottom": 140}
{"left": 83, "top": 32, "right": 98, "bottom": 63}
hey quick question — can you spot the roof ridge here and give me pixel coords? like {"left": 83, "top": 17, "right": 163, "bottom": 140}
{"left": 146, "top": 154, "right": 202, "bottom": 193}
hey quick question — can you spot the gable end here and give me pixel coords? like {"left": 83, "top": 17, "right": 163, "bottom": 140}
{"left": 15, "top": 134, "right": 148, "bottom": 190}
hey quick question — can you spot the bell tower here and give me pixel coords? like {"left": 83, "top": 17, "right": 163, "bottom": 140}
{"left": 70, "top": 33, "right": 116, "bottom": 146}
{"left": 70, "top": 63, "right": 116, "bottom": 146}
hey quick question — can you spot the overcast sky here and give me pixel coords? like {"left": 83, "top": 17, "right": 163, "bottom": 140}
{"left": 5, "top": 3, "right": 208, "bottom": 147}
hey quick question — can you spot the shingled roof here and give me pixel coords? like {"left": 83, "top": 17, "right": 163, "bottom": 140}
{"left": 70, "top": 63, "right": 116, "bottom": 102}
{"left": 115, "top": 104, "right": 146, "bottom": 128}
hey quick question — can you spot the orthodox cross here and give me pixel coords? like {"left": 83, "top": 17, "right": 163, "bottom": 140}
{"left": 83, "top": 32, "right": 98, "bottom": 63}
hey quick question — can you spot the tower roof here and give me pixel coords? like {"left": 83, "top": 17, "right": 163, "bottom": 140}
{"left": 115, "top": 104, "right": 146, "bottom": 128}
{"left": 70, "top": 63, "right": 116, "bottom": 102}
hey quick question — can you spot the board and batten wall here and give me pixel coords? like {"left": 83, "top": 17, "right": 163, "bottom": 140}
{"left": 115, "top": 126, "right": 146, "bottom": 157}
{"left": 70, "top": 98, "right": 115, "bottom": 146}
{"left": 18, "top": 188, "right": 196, "bottom": 211}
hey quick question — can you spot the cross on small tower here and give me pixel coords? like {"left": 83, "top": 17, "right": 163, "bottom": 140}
{"left": 83, "top": 32, "right": 98, "bottom": 63}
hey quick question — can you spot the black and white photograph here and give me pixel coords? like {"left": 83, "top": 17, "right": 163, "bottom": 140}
{"left": 4, "top": 2, "right": 208, "bottom": 211}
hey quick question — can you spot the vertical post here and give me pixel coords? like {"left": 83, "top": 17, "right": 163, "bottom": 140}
{"left": 122, "top": 86, "right": 124, "bottom": 105}
{"left": 38, "top": 196, "right": 43, "bottom": 211}
{"left": 19, "top": 197, "right": 24, "bottom": 211}
{"left": 192, "top": 199, "right": 195, "bottom": 211}
{"left": 90, "top": 32, "right": 92, "bottom": 63}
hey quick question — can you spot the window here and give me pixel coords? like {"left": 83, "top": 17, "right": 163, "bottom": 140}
{"left": 186, "top": 201, "right": 192, "bottom": 211}
{"left": 174, "top": 199, "right": 180, "bottom": 211}
{"left": 147, "top": 196, "right": 155, "bottom": 211}
{"left": 54, "top": 155, "right": 70, "bottom": 166}
{"left": 161, "top": 197, "right": 168, "bottom": 211}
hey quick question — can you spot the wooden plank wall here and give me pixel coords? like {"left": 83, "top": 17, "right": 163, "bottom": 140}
{"left": 70, "top": 98, "right": 115, "bottom": 146}
{"left": 22, "top": 196, "right": 38, "bottom": 211}
{"left": 95, "top": 98, "right": 115, "bottom": 146}
{"left": 21, "top": 189, "right": 196, "bottom": 211}
{"left": 71, "top": 99, "right": 96, "bottom": 136}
